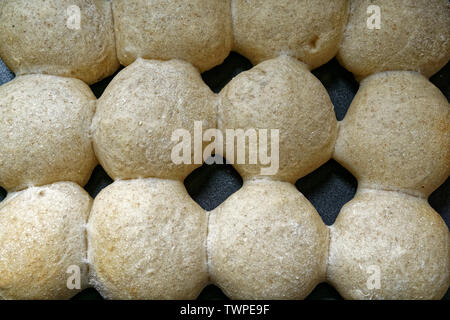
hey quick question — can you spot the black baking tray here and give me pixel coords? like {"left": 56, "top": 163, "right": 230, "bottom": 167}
{"left": 0, "top": 53, "right": 448, "bottom": 300}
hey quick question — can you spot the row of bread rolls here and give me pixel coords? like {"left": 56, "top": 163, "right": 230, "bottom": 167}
{"left": 0, "top": 55, "right": 335, "bottom": 299}
{"left": 86, "top": 67, "right": 450, "bottom": 300}
{"left": 0, "top": 56, "right": 336, "bottom": 299}
{"left": 0, "top": 56, "right": 338, "bottom": 192}
{"left": 93, "top": 56, "right": 338, "bottom": 184}
{"left": 0, "top": 178, "right": 327, "bottom": 300}
{"left": 1, "top": 179, "right": 447, "bottom": 299}
{"left": 1, "top": 57, "right": 448, "bottom": 198}
{"left": 329, "top": 71, "right": 449, "bottom": 299}
{"left": 0, "top": 55, "right": 448, "bottom": 299}
{"left": 0, "top": 0, "right": 448, "bottom": 84}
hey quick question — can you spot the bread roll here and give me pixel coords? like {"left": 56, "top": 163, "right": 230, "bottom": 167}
{"left": 219, "top": 56, "right": 337, "bottom": 183}
{"left": 92, "top": 58, "right": 217, "bottom": 181}
{"left": 0, "top": 182, "right": 91, "bottom": 300}
{"left": 327, "top": 189, "right": 449, "bottom": 300}
{"left": 0, "top": 74, "right": 97, "bottom": 192}
{"left": 334, "top": 71, "right": 449, "bottom": 198}
{"left": 88, "top": 178, "right": 208, "bottom": 299}
{"left": 0, "top": 0, "right": 119, "bottom": 84}
{"left": 232, "top": 0, "right": 348, "bottom": 69}
{"left": 208, "top": 179, "right": 328, "bottom": 299}
{"left": 112, "top": 0, "right": 233, "bottom": 72}
{"left": 338, "top": 0, "right": 450, "bottom": 80}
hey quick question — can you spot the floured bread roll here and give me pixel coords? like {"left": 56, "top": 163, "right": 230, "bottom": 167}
{"left": 93, "top": 58, "right": 216, "bottom": 181}
{"left": 0, "top": 74, "right": 97, "bottom": 192}
{"left": 338, "top": 0, "right": 450, "bottom": 80}
{"left": 334, "top": 71, "right": 449, "bottom": 198}
{"left": 208, "top": 180, "right": 328, "bottom": 299}
{"left": 112, "top": 0, "right": 233, "bottom": 72}
{"left": 0, "top": 182, "right": 91, "bottom": 300}
{"left": 232, "top": 0, "right": 348, "bottom": 69}
{"left": 327, "top": 189, "right": 449, "bottom": 300}
{"left": 0, "top": 0, "right": 119, "bottom": 84}
{"left": 219, "top": 56, "right": 337, "bottom": 183}
{"left": 88, "top": 178, "right": 208, "bottom": 299}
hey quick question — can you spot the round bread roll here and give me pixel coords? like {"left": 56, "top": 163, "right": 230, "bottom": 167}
{"left": 88, "top": 178, "right": 208, "bottom": 299}
{"left": 0, "top": 0, "right": 119, "bottom": 84}
{"left": 0, "top": 74, "right": 97, "bottom": 192}
{"left": 232, "top": 0, "right": 349, "bottom": 69}
{"left": 93, "top": 58, "right": 216, "bottom": 181}
{"left": 0, "top": 182, "right": 91, "bottom": 300}
{"left": 208, "top": 179, "right": 328, "bottom": 299}
{"left": 334, "top": 71, "right": 449, "bottom": 198}
{"left": 327, "top": 189, "right": 449, "bottom": 300}
{"left": 112, "top": 0, "right": 233, "bottom": 72}
{"left": 219, "top": 56, "right": 337, "bottom": 183}
{"left": 338, "top": 0, "right": 450, "bottom": 80}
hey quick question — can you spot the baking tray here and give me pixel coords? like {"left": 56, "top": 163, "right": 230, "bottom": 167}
{"left": 0, "top": 53, "right": 448, "bottom": 300}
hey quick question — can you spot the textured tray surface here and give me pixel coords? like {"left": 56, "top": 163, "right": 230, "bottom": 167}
{"left": 0, "top": 54, "right": 448, "bottom": 300}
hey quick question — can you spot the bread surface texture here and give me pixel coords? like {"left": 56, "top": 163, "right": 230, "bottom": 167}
{"left": 232, "top": 0, "right": 348, "bottom": 69}
{"left": 92, "top": 58, "right": 217, "bottom": 182}
{"left": 0, "top": 0, "right": 119, "bottom": 84}
{"left": 112, "top": 0, "right": 233, "bottom": 72}
{"left": 327, "top": 189, "right": 449, "bottom": 300}
{"left": 87, "top": 178, "right": 209, "bottom": 299}
{"left": 334, "top": 71, "right": 449, "bottom": 198}
{"left": 0, "top": 182, "right": 91, "bottom": 300}
{"left": 208, "top": 179, "right": 329, "bottom": 299}
{"left": 219, "top": 56, "right": 337, "bottom": 183}
{"left": 338, "top": 0, "right": 450, "bottom": 80}
{"left": 0, "top": 74, "right": 97, "bottom": 192}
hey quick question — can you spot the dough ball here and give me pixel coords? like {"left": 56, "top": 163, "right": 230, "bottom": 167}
{"left": 219, "top": 56, "right": 337, "bottom": 183}
{"left": 338, "top": 0, "right": 450, "bottom": 80}
{"left": 0, "top": 74, "right": 97, "bottom": 192}
{"left": 208, "top": 180, "right": 328, "bottom": 299}
{"left": 112, "top": 0, "right": 233, "bottom": 72}
{"left": 93, "top": 59, "right": 216, "bottom": 181}
{"left": 327, "top": 189, "right": 449, "bottom": 300}
{"left": 88, "top": 178, "right": 208, "bottom": 299}
{"left": 0, "top": 182, "right": 91, "bottom": 300}
{"left": 232, "top": 0, "right": 349, "bottom": 69}
{"left": 0, "top": 0, "right": 119, "bottom": 85}
{"left": 334, "top": 71, "right": 449, "bottom": 198}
